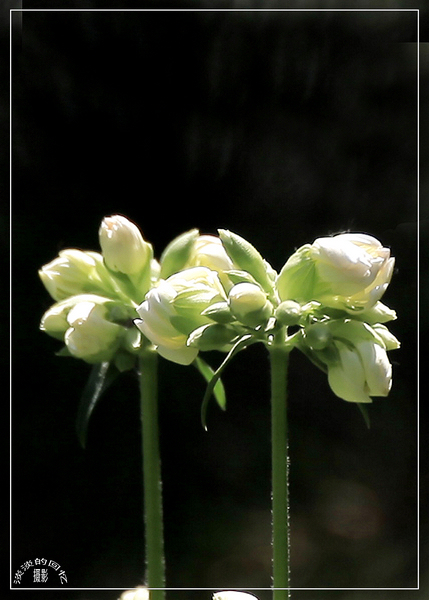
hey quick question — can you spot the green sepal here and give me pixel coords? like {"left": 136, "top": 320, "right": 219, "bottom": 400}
{"left": 225, "top": 269, "right": 260, "bottom": 286}
{"left": 75, "top": 361, "right": 120, "bottom": 449}
{"left": 159, "top": 229, "right": 199, "bottom": 279}
{"left": 200, "top": 334, "right": 257, "bottom": 430}
{"left": 357, "top": 403, "right": 371, "bottom": 429}
{"left": 218, "top": 229, "right": 274, "bottom": 294}
{"left": 201, "top": 301, "right": 233, "bottom": 324}
{"left": 194, "top": 357, "right": 226, "bottom": 411}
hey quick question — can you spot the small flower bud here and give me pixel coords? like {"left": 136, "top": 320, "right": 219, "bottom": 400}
{"left": 275, "top": 300, "right": 302, "bottom": 326}
{"left": 99, "top": 215, "right": 153, "bottom": 276}
{"left": 304, "top": 322, "right": 332, "bottom": 350}
{"left": 228, "top": 282, "right": 273, "bottom": 327}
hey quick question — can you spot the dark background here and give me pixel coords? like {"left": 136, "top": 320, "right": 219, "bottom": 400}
{"left": 10, "top": 3, "right": 427, "bottom": 600}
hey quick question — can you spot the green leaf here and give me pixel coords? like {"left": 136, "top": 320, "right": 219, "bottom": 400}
{"left": 218, "top": 229, "right": 273, "bottom": 294}
{"left": 357, "top": 403, "right": 371, "bottom": 429}
{"left": 76, "top": 361, "right": 120, "bottom": 448}
{"left": 194, "top": 357, "right": 226, "bottom": 410}
{"left": 199, "top": 334, "right": 257, "bottom": 430}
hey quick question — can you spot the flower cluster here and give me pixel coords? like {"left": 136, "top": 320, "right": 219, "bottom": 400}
{"left": 40, "top": 219, "right": 399, "bottom": 405}
{"left": 136, "top": 230, "right": 399, "bottom": 404}
{"left": 39, "top": 215, "right": 157, "bottom": 371}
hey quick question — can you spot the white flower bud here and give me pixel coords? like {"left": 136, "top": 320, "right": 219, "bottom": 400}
{"left": 277, "top": 233, "right": 395, "bottom": 312}
{"left": 39, "top": 249, "right": 107, "bottom": 301}
{"left": 136, "top": 267, "right": 228, "bottom": 365}
{"left": 64, "top": 301, "right": 123, "bottom": 363}
{"left": 228, "top": 282, "right": 273, "bottom": 327}
{"left": 189, "top": 235, "right": 234, "bottom": 273}
{"left": 304, "top": 322, "right": 332, "bottom": 350}
{"left": 275, "top": 300, "right": 302, "bottom": 326}
{"left": 99, "top": 215, "right": 152, "bottom": 276}
{"left": 304, "top": 318, "right": 397, "bottom": 404}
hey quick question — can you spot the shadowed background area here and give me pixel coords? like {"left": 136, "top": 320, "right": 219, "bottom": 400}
{"left": 11, "top": 3, "right": 427, "bottom": 600}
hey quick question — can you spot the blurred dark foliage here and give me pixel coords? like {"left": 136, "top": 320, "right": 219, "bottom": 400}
{"left": 10, "top": 2, "right": 427, "bottom": 600}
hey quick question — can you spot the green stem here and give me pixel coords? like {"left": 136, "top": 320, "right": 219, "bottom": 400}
{"left": 269, "top": 342, "right": 291, "bottom": 600}
{"left": 139, "top": 349, "right": 165, "bottom": 600}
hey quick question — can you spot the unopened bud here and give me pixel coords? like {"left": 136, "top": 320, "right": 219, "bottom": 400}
{"left": 304, "top": 322, "right": 332, "bottom": 350}
{"left": 228, "top": 282, "right": 273, "bottom": 327}
{"left": 99, "top": 215, "right": 152, "bottom": 276}
{"left": 275, "top": 300, "right": 302, "bottom": 326}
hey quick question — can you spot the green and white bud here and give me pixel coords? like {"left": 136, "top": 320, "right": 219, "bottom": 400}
{"left": 189, "top": 234, "right": 234, "bottom": 274}
{"left": 302, "top": 318, "right": 398, "bottom": 404}
{"left": 371, "top": 323, "right": 400, "bottom": 351}
{"left": 136, "top": 266, "right": 228, "bottom": 365}
{"left": 99, "top": 215, "right": 153, "bottom": 277}
{"left": 304, "top": 321, "right": 332, "bottom": 350}
{"left": 159, "top": 229, "right": 200, "bottom": 278}
{"left": 40, "top": 294, "right": 113, "bottom": 340}
{"left": 39, "top": 249, "right": 113, "bottom": 302}
{"left": 228, "top": 282, "right": 273, "bottom": 327}
{"left": 160, "top": 231, "right": 233, "bottom": 282}
{"left": 275, "top": 300, "right": 302, "bottom": 326}
{"left": 64, "top": 301, "right": 123, "bottom": 363}
{"left": 277, "top": 233, "right": 395, "bottom": 312}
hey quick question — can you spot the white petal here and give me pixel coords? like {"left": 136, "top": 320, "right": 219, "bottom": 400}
{"left": 156, "top": 344, "right": 198, "bottom": 365}
{"left": 328, "top": 344, "right": 372, "bottom": 403}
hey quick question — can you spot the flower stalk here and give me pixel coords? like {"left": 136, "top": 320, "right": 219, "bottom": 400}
{"left": 269, "top": 338, "right": 291, "bottom": 600}
{"left": 139, "top": 349, "right": 165, "bottom": 600}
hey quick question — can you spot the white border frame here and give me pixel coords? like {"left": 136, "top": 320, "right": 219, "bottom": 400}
{"left": 10, "top": 6, "right": 420, "bottom": 594}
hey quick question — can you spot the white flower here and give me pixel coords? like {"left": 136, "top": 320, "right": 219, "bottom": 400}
{"left": 311, "top": 233, "right": 394, "bottom": 304}
{"left": 64, "top": 301, "right": 123, "bottom": 363}
{"left": 136, "top": 266, "right": 227, "bottom": 365}
{"left": 99, "top": 215, "right": 153, "bottom": 276}
{"left": 304, "top": 319, "right": 397, "bottom": 404}
{"left": 277, "top": 233, "right": 394, "bottom": 311}
{"left": 328, "top": 340, "right": 392, "bottom": 403}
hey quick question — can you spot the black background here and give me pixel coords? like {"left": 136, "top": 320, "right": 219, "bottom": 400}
{"left": 10, "top": 3, "right": 427, "bottom": 600}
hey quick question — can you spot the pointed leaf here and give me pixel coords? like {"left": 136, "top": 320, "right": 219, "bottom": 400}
{"left": 194, "top": 357, "right": 226, "bottom": 410}
{"left": 76, "top": 361, "right": 120, "bottom": 448}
